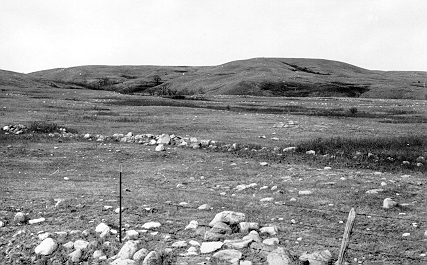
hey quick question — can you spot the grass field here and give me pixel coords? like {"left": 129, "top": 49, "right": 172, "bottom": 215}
{"left": 1, "top": 85, "right": 427, "bottom": 264}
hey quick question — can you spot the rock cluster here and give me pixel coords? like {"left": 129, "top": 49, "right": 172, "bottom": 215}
{"left": 2, "top": 124, "right": 27, "bottom": 134}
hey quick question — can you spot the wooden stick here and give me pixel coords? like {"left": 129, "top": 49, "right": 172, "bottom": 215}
{"left": 119, "top": 165, "right": 122, "bottom": 243}
{"left": 337, "top": 208, "right": 356, "bottom": 265}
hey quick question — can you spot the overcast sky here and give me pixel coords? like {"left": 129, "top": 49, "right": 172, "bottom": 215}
{"left": 1, "top": 0, "right": 426, "bottom": 73}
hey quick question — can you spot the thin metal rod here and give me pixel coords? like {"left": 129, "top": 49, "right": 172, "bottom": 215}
{"left": 119, "top": 164, "right": 122, "bottom": 243}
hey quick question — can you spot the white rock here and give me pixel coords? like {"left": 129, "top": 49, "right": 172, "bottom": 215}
{"left": 189, "top": 240, "right": 200, "bottom": 246}
{"left": 260, "top": 197, "right": 274, "bottom": 202}
{"left": 141, "top": 221, "right": 161, "bottom": 230}
{"left": 209, "top": 211, "right": 246, "bottom": 226}
{"left": 172, "top": 240, "right": 188, "bottom": 248}
{"left": 383, "top": 198, "right": 398, "bottom": 209}
{"left": 68, "top": 249, "right": 82, "bottom": 262}
{"left": 402, "top": 233, "right": 410, "bottom": 237}
{"left": 35, "top": 238, "right": 57, "bottom": 255}
{"left": 366, "top": 189, "right": 383, "bottom": 194}
{"left": 185, "top": 220, "right": 198, "bottom": 230}
{"left": 298, "top": 190, "right": 312, "bottom": 195}
{"left": 200, "top": 241, "right": 224, "bottom": 254}
{"left": 28, "top": 217, "right": 45, "bottom": 224}
{"left": 212, "top": 249, "right": 242, "bottom": 264}
{"left": 157, "top": 134, "right": 171, "bottom": 144}
{"left": 133, "top": 248, "right": 149, "bottom": 262}
{"left": 260, "top": 226, "right": 278, "bottom": 236}
{"left": 259, "top": 162, "right": 269, "bottom": 166}
{"left": 117, "top": 240, "right": 140, "bottom": 260}
{"left": 38, "top": 232, "right": 51, "bottom": 241}
{"left": 238, "top": 222, "right": 259, "bottom": 233}
{"left": 93, "top": 250, "right": 105, "bottom": 259}
{"left": 62, "top": 241, "right": 74, "bottom": 250}
{"left": 125, "top": 230, "right": 139, "bottom": 240}
{"left": 306, "top": 150, "right": 316, "bottom": 155}
{"left": 95, "top": 222, "right": 110, "bottom": 233}
{"left": 263, "top": 238, "right": 279, "bottom": 246}
{"left": 110, "top": 259, "right": 135, "bottom": 265}
{"left": 74, "top": 239, "right": 89, "bottom": 250}
{"left": 243, "top": 231, "right": 262, "bottom": 242}
{"left": 155, "top": 144, "right": 165, "bottom": 152}
{"left": 0, "top": 221, "right": 4, "bottom": 227}
{"left": 283, "top": 147, "right": 297, "bottom": 152}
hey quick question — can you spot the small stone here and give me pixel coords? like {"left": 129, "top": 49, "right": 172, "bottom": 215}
{"left": 366, "top": 189, "right": 383, "bottom": 194}
{"left": 0, "top": 221, "right": 4, "bottom": 227}
{"left": 198, "top": 204, "right": 212, "bottom": 210}
{"left": 172, "top": 240, "right": 188, "bottom": 248}
{"left": 74, "top": 239, "right": 89, "bottom": 250}
{"left": 266, "top": 247, "right": 291, "bottom": 265}
{"left": 95, "top": 222, "right": 110, "bottom": 233}
{"left": 185, "top": 220, "right": 198, "bottom": 230}
{"left": 238, "top": 222, "right": 259, "bottom": 233}
{"left": 263, "top": 238, "right": 279, "bottom": 246}
{"left": 383, "top": 198, "right": 398, "bottom": 209}
{"left": 204, "top": 230, "right": 225, "bottom": 241}
{"left": 155, "top": 144, "right": 165, "bottom": 152}
{"left": 111, "top": 259, "right": 136, "bottom": 265}
{"left": 260, "top": 226, "right": 278, "bottom": 236}
{"left": 14, "top": 212, "right": 28, "bottom": 224}
{"left": 35, "top": 238, "right": 57, "bottom": 255}
{"left": 29, "top": 217, "right": 46, "bottom": 224}
{"left": 117, "top": 240, "right": 140, "bottom": 260}
{"left": 224, "top": 239, "right": 253, "bottom": 249}
{"left": 125, "top": 230, "right": 139, "bottom": 240}
{"left": 38, "top": 232, "right": 51, "bottom": 241}
{"left": 141, "top": 221, "right": 161, "bottom": 230}
{"left": 68, "top": 249, "right": 82, "bottom": 263}
{"left": 211, "top": 249, "right": 242, "bottom": 264}
{"left": 260, "top": 197, "right": 274, "bottom": 202}
{"left": 133, "top": 248, "right": 149, "bottom": 262}
{"left": 200, "top": 241, "right": 224, "bottom": 254}
{"left": 402, "top": 233, "right": 410, "bottom": 237}
{"left": 300, "top": 249, "right": 332, "bottom": 265}
{"left": 260, "top": 162, "right": 269, "bottom": 166}
{"left": 93, "top": 250, "right": 105, "bottom": 259}
{"left": 298, "top": 190, "right": 312, "bottom": 195}
{"left": 142, "top": 250, "right": 161, "bottom": 265}
{"left": 243, "top": 231, "right": 262, "bottom": 242}
{"left": 62, "top": 241, "right": 74, "bottom": 250}
{"left": 306, "top": 150, "right": 316, "bottom": 155}
{"left": 210, "top": 221, "right": 232, "bottom": 234}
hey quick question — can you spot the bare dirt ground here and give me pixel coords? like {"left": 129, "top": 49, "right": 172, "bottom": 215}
{"left": 1, "top": 86, "right": 427, "bottom": 264}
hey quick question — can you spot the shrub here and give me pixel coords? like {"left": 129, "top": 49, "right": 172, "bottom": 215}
{"left": 28, "top": 121, "right": 59, "bottom": 133}
{"left": 349, "top": 107, "right": 358, "bottom": 115}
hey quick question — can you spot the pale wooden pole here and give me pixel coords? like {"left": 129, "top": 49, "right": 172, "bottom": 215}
{"left": 337, "top": 208, "right": 356, "bottom": 265}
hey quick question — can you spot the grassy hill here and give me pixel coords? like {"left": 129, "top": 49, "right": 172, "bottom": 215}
{"left": 0, "top": 69, "right": 50, "bottom": 89}
{"left": 14, "top": 58, "right": 427, "bottom": 99}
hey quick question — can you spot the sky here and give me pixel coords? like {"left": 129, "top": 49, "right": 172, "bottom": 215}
{"left": 1, "top": 0, "right": 426, "bottom": 73}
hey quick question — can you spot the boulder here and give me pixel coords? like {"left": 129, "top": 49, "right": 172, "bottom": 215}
{"left": 238, "top": 222, "right": 259, "bottom": 233}
{"left": 157, "top": 134, "right": 171, "bottom": 144}
{"left": 68, "top": 249, "right": 82, "bottom": 263}
{"left": 74, "top": 239, "right": 89, "bottom": 250}
{"left": 13, "top": 212, "right": 28, "bottom": 224}
{"left": 260, "top": 226, "right": 278, "bottom": 236}
{"left": 133, "top": 248, "right": 149, "bottom": 262}
{"left": 243, "top": 231, "right": 262, "bottom": 242}
{"left": 383, "top": 198, "right": 398, "bottom": 209}
{"left": 34, "top": 238, "right": 57, "bottom": 255}
{"left": 210, "top": 221, "right": 232, "bottom": 234}
{"left": 155, "top": 144, "right": 165, "bottom": 152}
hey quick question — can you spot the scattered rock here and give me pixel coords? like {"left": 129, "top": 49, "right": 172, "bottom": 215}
{"left": 204, "top": 230, "right": 225, "bottom": 241}
{"left": 185, "top": 220, "right": 198, "bottom": 230}
{"left": 172, "top": 240, "right": 188, "bottom": 248}
{"left": 92, "top": 250, "right": 105, "bottom": 259}
{"left": 238, "top": 222, "right": 259, "bottom": 233}
{"left": 306, "top": 150, "right": 316, "bottom": 155}
{"left": 260, "top": 197, "right": 274, "bottom": 202}
{"left": 35, "top": 238, "right": 58, "bottom": 255}
{"left": 224, "top": 238, "right": 253, "bottom": 249}
{"left": 260, "top": 162, "right": 269, "bottom": 166}
{"left": 243, "top": 231, "right": 262, "bottom": 242}
{"left": 210, "top": 221, "right": 232, "bottom": 234}
{"left": 260, "top": 226, "right": 278, "bottom": 236}
{"left": 95, "top": 222, "right": 110, "bottom": 233}
{"left": 298, "top": 190, "right": 312, "bottom": 195}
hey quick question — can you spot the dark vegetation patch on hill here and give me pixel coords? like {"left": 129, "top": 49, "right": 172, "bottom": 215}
{"left": 24, "top": 58, "right": 427, "bottom": 100}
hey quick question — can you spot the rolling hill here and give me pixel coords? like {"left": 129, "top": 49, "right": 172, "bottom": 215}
{"left": 5, "top": 58, "right": 427, "bottom": 99}
{"left": 0, "top": 69, "right": 50, "bottom": 89}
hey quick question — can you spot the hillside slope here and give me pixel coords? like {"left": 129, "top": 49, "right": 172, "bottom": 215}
{"left": 28, "top": 58, "right": 427, "bottom": 99}
{"left": 0, "top": 69, "right": 50, "bottom": 88}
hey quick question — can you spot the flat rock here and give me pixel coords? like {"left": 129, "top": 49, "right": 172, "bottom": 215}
{"left": 263, "top": 238, "right": 279, "bottom": 246}
{"left": 28, "top": 217, "right": 45, "bottom": 224}
{"left": 210, "top": 221, "right": 232, "bottom": 234}
{"left": 243, "top": 231, "right": 262, "bottom": 242}
{"left": 260, "top": 226, "right": 278, "bottom": 236}
{"left": 172, "top": 240, "right": 188, "bottom": 248}
{"left": 111, "top": 259, "right": 136, "bottom": 265}
{"left": 200, "top": 241, "right": 224, "bottom": 254}
{"left": 35, "top": 238, "right": 57, "bottom": 255}
{"left": 92, "top": 250, "right": 105, "bottom": 259}
{"left": 204, "top": 230, "right": 225, "bottom": 241}
{"left": 198, "top": 203, "right": 212, "bottom": 210}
